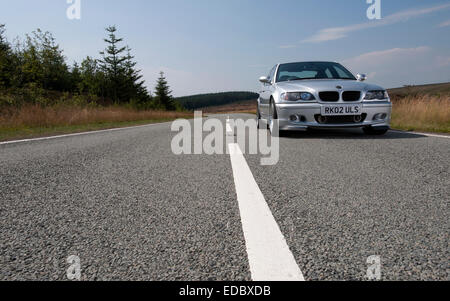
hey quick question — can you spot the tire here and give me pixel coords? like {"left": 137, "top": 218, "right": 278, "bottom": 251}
{"left": 269, "top": 100, "right": 285, "bottom": 136}
{"left": 268, "top": 100, "right": 276, "bottom": 133}
{"left": 256, "top": 107, "right": 261, "bottom": 129}
{"left": 363, "top": 127, "right": 389, "bottom": 135}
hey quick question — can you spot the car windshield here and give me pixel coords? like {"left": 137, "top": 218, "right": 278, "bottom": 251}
{"left": 276, "top": 62, "right": 356, "bottom": 82}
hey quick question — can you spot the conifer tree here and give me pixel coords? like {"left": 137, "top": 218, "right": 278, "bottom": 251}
{"left": 154, "top": 71, "right": 175, "bottom": 111}
{"left": 124, "top": 46, "right": 149, "bottom": 104}
{"left": 99, "top": 25, "right": 127, "bottom": 102}
{"left": 0, "top": 24, "right": 12, "bottom": 88}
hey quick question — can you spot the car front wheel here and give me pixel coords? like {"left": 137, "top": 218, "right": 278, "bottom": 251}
{"left": 256, "top": 106, "right": 264, "bottom": 129}
{"left": 269, "top": 101, "right": 284, "bottom": 136}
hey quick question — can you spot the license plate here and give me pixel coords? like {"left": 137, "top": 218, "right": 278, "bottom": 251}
{"left": 321, "top": 105, "right": 362, "bottom": 116}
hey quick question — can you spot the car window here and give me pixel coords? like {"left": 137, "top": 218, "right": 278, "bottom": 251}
{"left": 333, "top": 65, "right": 353, "bottom": 79}
{"left": 276, "top": 62, "right": 356, "bottom": 82}
{"left": 277, "top": 70, "right": 318, "bottom": 82}
{"left": 267, "top": 65, "right": 276, "bottom": 82}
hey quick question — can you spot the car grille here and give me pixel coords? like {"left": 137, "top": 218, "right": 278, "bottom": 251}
{"left": 319, "top": 91, "right": 339, "bottom": 102}
{"left": 342, "top": 91, "right": 361, "bottom": 102}
{"left": 314, "top": 114, "right": 367, "bottom": 124}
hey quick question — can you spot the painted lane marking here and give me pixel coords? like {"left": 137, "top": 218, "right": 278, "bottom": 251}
{"left": 228, "top": 143, "right": 305, "bottom": 281}
{"left": 391, "top": 130, "right": 450, "bottom": 139}
{"left": 226, "top": 116, "right": 233, "bottom": 134}
{"left": 0, "top": 122, "right": 171, "bottom": 146}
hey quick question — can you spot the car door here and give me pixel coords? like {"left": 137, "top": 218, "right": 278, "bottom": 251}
{"left": 260, "top": 65, "right": 276, "bottom": 118}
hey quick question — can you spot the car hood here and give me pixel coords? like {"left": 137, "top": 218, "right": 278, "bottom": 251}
{"left": 275, "top": 79, "right": 384, "bottom": 92}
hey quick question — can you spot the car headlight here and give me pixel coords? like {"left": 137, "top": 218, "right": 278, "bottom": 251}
{"left": 364, "top": 90, "right": 389, "bottom": 100}
{"left": 280, "top": 92, "right": 315, "bottom": 101}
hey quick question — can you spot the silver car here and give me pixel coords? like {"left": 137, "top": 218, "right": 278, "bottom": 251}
{"left": 257, "top": 61, "right": 392, "bottom": 135}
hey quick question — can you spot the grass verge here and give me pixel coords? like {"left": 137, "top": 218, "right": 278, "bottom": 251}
{"left": 0, "top": 105, "right": 192, "bottom": 142}
{"left": 391, "top": 95, "right": 449, "bottom": 134}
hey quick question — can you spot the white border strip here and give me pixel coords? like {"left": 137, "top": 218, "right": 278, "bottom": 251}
{"left": 391, "top": 130, "right": 450, "bottom": 139}
{"left": 228, "top": 143, "right": 305, "bottom": 281}
{"left": 0, "top": 122, "right": 170, "bottom": 146}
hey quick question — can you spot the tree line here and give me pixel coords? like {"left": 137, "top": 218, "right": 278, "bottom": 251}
{"left": 176, "top": 91, "right": 259, "bottom": 110}
{"left": 0, "top": 24, "right": 176, "bottom": 110}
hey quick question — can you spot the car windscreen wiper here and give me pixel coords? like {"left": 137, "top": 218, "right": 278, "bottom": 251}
{"left": 287, "top": 77, "right": 317, "bottom": 81}
{"left": 282, "top": 77, "right": 355, "bottom": 82}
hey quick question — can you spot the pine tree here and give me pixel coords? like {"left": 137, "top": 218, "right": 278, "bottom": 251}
{"left": 0, "top": 24, "right": 8, "bottom": 52}
{"left": 154, "top": 71, "right": 175, "bottom": 111}
{"left": 70, "top": 62, "right": 82, "bottom": 92}
{"left": 0, "top": 24, "right": 13, "bottom": 88}
{"left": 79, "top": 56, "right": 102, "bottom": 96}
{"left": 98, "top": 25, "right": 127, "bottom": 103}
{"left": 20, "top": 29, "right": 69, "bottom": 91}
{"left": 124, "top": 46, "right": 149, "bottom": 104}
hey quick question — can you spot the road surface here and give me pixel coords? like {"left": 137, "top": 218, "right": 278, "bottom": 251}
{"left": 0, "top": 114, "right": 448, "bottom": 281}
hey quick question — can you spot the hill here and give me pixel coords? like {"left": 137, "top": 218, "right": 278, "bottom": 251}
{"left": 388, "top": 82, "right": 450, "bottom": 100}
{"left": 176, "top": 91, "right": 258, "bottom": 110}
{"left": 202, "top": 99, "right": 257, "bottom": 114}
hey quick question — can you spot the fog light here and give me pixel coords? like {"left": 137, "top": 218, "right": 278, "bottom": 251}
{"left": 317, "top": 116, "right": 328, "bottom": 124}
{"left": 353, "top": 115, "right": 363, "bottom": 123}
{"left": 373, "top": 113, "right": 387, "bottom": 121}
{"left": 299, "top": 115, "right": 307, "bottom": 122}
{"left": 289, "top": 115, "right": 298, "bottom": 122}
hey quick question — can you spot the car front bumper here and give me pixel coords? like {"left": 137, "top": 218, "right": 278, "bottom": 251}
{"left": 276, "top": 101, "right": 392, "bottom": 131}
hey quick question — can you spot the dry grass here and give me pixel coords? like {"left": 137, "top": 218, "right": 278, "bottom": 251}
{"left": 391, "top": 95, "right": 450, "bottom": 133}
{"left": 0, "top": 105, "right": 191, "bottom": 128}
{"left": 0, "top": 105, "right": 192, "bottom": 141}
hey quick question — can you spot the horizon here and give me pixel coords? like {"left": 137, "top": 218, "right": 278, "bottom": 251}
{"left": 1, "top": 0, "right": 450, "bottom": 97}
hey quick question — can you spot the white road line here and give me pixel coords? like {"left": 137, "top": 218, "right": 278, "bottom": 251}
{"left": 0, "top": 122, "right": 170, "bottom": 146}
{"left": 226, "top": 116, "right": 233, "bottom": 134}
{"left": 391, "top": 130, "right": 450, "bottom": 139}
{"left": 228, "top": 143, "right": 305, "bottom": 281}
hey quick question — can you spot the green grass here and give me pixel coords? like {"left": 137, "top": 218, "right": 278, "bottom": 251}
{"left": 390, "top": 120, "right": 450, "bottom": 134}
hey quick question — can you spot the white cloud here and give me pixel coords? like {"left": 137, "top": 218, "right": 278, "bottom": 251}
{"left": 435, "top": 56, "right": 450, "bottom": 66}
{"left": 302, "top": 3, "right": 450, "bottom": 43}
{"left": 341, "top": 46, "right": 450, "bottom": 88}
{"left": 438, "top": 19, "right": 450, "bottom": 27}
{"left": 342, "top": 46, "right": 431, "bottom": 67}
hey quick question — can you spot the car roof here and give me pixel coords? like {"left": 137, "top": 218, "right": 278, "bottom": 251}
{"left": 277, "top": 61, "right": 339, "bottom": 65}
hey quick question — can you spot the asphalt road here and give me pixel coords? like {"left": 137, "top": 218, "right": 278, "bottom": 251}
{"left": 0, "top": 114, "right": 448, "bottom": 281}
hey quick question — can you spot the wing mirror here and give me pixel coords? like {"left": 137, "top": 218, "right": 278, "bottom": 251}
{"left": 259, "top": 76, "right": 271, "bottom": 84}
{"left": 357, "top": 74, "right": 367, "bottom": 82}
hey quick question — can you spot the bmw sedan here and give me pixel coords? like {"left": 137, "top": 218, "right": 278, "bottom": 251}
{"left": 257, "top": 61, "right": 392, "bottom": 135}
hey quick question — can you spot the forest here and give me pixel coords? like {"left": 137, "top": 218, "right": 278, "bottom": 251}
{"left": 0, "top": 24, "right": 176, "bottom": 111}
{"left": 176, "top": 92, "right": 258, "bottom": 110}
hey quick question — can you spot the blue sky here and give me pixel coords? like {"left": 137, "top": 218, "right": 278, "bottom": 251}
{"left": 1, "top": 0, "right": 449, "bottom": 96}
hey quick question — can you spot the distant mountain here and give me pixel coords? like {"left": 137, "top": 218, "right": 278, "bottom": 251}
{"left": 175, "top": 91, "right": 258, "bottom": 110}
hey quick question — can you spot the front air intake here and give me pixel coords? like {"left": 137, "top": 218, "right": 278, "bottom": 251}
{"left": 319, "top": 91, "right": 339, "bottom": 102}
{"left": 342, "top": 91, "right": 361, "bottom": 102}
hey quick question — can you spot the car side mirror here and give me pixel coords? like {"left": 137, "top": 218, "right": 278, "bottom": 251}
{"left": 357, "top": 74, "right": 367, "bottom": 82}
{"left": 259, "top": 76, "right": 271, "bottom": 84}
